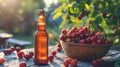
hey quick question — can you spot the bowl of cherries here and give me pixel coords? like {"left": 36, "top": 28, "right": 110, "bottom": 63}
{"left": 59, "top": 26, "right": 113, "bottom": 61}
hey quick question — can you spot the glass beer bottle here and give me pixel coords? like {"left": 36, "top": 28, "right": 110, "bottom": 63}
{"left": 34, "top": 9, "right": 48, "bottom": 65}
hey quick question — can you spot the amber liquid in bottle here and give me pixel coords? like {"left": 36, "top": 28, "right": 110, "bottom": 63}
{"left": 34, "top": 9, "right": 48, "bottom": 65}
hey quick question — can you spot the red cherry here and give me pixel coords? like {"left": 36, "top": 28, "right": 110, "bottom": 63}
{"left": 77, "top": 14, "right": 84, "bottom": 20}
{"left": 57, "top": 43, "right": 61, "bottom": 47}
{"left": 92, "top": 59, "right": 102, "bottom": 67}
{"left": 62, "top": 29, "right": 68, "bottom": 35}
{"left": 24, "top": 54, "right": 31, "bottom": 60}
{"left": 71, "top": 32, "right": 77, "bottom": 38}
{"left": 90, "top": 36, "right": 97, "bottom": 42}
{"left": 82, "top": 26, "right": 88, "bottom": 31}
{"left": 19, "top": 62, "right": 27, "bottom": 67}
{"left": 95, "top": 32, "right": 103, "bottom": 37}
{"left": 92, "top": 60, "right": 99, "bottom": 67}
{"left": 63, "top": 59, "right": 70, "bottom": 67}
{"left": 59, "top": 35, "right": 66, "bottom": 41}
{"left": 57, "top": 47, "right": 62, "bottom": 52}
{"left": 0, "top": 58, "right": 6, "bottom": 64}
{"left": 67, "top": 58, "right": 73, "bottom": 63}
{"left": 3, "top": 49, "right": 9, "bottom": 55}
{"left": 70, "top": 59, "right": 78, "bottom": 67}
{"left": 114, "top": 28, "right": 118, "bottom": 34}
{"left": 96, "top": 58, "right": 102, "bottom": 64}
{"left": 17, "top": 51, "right": 24, "bottom": 58}
{"left": 107, "top": 39, "right": 113, "bottom": 44}
{"left": 48, "top": 55, "right": 54, "bottom": 62}
{"left": 29, "top": 51, "right": 34, "bottom": 57}
{"left": 101, "top": 12, "right": 107, "bottom": 18}
{"left": 77, "top": 15, "right": 82, "bottom": 20}
{"left": 90, "top": 31, "right": 95, "bottom": 36}
{"left": 97, "top": 39, "right": 103, "bottom": 45}
{"left": 79, "top": 39, "right": 86, "bottom": 44}
{"left": 16, "top": 47, "right": 21, "bottom": 52}
{"left": 51, "top": 51, "right": 57, "bottom": 56}
{"left": 7, "top": 49, "right": 13, "bottom": 54}
{"left": 11, "top": 47, "right": 16, "bottom": 52}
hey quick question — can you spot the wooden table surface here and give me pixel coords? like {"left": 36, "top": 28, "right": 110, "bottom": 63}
{"left": 0, "top": 47, "right": 120, "bottom": 67}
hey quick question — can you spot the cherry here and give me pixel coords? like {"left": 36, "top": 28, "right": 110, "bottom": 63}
{"left": 77, "top": 14, "right": 84, "bottom": 20}
{"left": 63, "top": 59, "right": 70, "bottom": 67}
{"left": 107, "top": 39, "right": 113, "bottom": 44}
{"left": 62, "top": 29, "right": 68, "bottom": 35}
{"left": 77, "top": 15, "right": 82, "bottom": 20}
{"left": 59, "top": 35, "right": 66, "bottom": 41}
{"left": 97, "top": 39, "right": 103, "bottom": 45}
{"left": 114, "top": 28, "right": 118, "bottom": 34}
{"left": 71, "top": 32, "right": 77, "bottom": 37}
{"left": 11, "top": 47, "right": 16, "bottom": 52}
{"left": 70, "top": 59, "right": 78, "bottom": 67}
{"left": 17, "top": 51, "right": 24, "bottom": 58}
{"left": 3, "top": 49, "right": 12, "bottom": 55}
{"left": 16, "top": 47, "right": 21, "bottom": 52}
{"left": 57, "top": 43, "right": 61, "bottom": 47}
{"left": 95, "top": 32, "right": 103, "bottom": 38}
{"left": 79, "top": 39, "right": 86, "bottom": 44}
{"left": 51, "top": 51, "right": 57, "bottom": 56}
{"left": 29, "top": 51, "right": 34, "bottom": 57}
{"left": 0, "top": 58, "right": 6, "bottom": 64}
{"left": 90, "top": 36, "right": 97, "bottom": 42}
{"left": 101, "top": 12, "right": 107, "bottom": 18}
{"left": 48, "top": 55, "right": 54, "bottom": 62}
{"left": 82, "top": 26, "right": 88, "bottom": 31}
{"left": 24, "top": 54, "right": 31, "bottom": 60}
{"left": 19, "top": 62, "right": 27, "bottom": 67}
{"left": 7, "top": 49, "right": 13, "bottom": 54}
{"left": 90, "top": 31, "right": 95, "bottom": 36}
{"left": 57, "top": 47, "right": 62, "bottom": 52}
{"left": 3, "top": 49, "right": 9, "bottom": 55}
{"left": 92, "top": 59, "right": 103, "bottom": 67}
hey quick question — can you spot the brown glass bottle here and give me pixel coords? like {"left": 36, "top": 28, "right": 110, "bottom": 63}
{"left": 34, "top": 9, "right": 48, "bottom": 65}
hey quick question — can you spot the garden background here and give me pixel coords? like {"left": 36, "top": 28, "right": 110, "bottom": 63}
{"left": 0, "top": 0, "right": 120, "bottom": 48}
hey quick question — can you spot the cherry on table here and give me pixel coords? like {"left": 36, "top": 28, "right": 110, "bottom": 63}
{"left": 16, "top": 47, "right": 21, "bottom": 52}
{"left": 17, "top": 51, "right": 24, "bottom": 58}
{"left": 19, "top": 62, "right": 27, "bottom": 67}
{"left": 70, "top": 59, "right": 78, "bottom": 67}
{"left": 51, "top": 51, "right": 57, "bottom": 56}
{"left": 48, "top": 55, "right": 54, "bottom": 62}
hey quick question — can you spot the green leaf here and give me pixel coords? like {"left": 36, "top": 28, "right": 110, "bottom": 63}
{"left": 88, "top": 18, "right": 95, "bottom": 21}
{"left": 53, "top": 12, "right": 62, "bottom": 20}
{"left": 85, "top": 4, "right": 90, "bottom": 10}
{"left": 70, "top": 16, "right": 77, "bottom": 23}
{"left": 52, "top": 4, "right": 66, "bottom": 14}
{"left": 100, "top": 17, "right": 107, "bottom": 28}
{"left": 59, "top": 20, "right": 67, "bottom": 29}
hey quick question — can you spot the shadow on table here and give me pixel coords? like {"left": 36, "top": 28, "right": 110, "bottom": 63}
{"left": 50, "top": 62, "right": 61, "bottom": 67}
{"left": 0, "top": 64, "right": 4, "bottom": 67}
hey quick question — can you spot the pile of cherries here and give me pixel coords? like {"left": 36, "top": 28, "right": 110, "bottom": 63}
{"left": 60, "top": 26, "right": 113, "bottom": 45}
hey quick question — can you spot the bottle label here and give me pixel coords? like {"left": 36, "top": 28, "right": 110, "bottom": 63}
{"left": 38, "top": 23, "right": 45, "bottom": 25}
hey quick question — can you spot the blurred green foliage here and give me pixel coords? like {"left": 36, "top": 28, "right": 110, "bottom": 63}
{"left": 52, "top": 0, "right": 120, "bottom": 45}
{"left": 0, "top": 0, "right": 45, "bottom": 35}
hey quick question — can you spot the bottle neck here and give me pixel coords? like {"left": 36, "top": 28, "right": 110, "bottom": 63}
{"left": 37, "top": 23, "right": 46, "bottom": 31}
{"left": 37, "top": 10, "right": 46, "bottom": 31}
